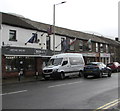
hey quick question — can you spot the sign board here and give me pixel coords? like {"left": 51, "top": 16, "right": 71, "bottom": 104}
{"left": 2, "top": 46, "right": 52, "bottom": 56}
{"left": 100, "top": 53, "right": 110, "bottom": 57}
{"left": 82, "top": 53, "right": 99, "bottom": 57}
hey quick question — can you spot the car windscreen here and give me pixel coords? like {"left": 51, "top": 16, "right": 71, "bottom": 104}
{"left": 47, "top": 58, "right": 63, "bottom": 66}
{"left": 107, "top": 63, "right": 113, "bottom": 66}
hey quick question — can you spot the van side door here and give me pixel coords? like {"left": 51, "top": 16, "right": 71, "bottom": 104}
{"left": 60, "top": 58, "right": 71, "bottom": 76}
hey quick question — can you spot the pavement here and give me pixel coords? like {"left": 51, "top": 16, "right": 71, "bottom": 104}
{"left": 1, "top": 72, "right": 120, "bottom": 85}
{"left": 1, "top": 75, "right": 44, "bottom": 85}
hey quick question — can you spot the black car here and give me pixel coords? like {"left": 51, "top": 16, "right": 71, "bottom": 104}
{"left": 83, "top": 62, "right": 112, "bottom": 78}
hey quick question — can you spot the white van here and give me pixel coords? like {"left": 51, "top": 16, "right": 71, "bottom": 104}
{"left": 42, "top": 53, "right": 85, "bottom": 80}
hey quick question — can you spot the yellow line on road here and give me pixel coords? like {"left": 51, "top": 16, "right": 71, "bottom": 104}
{"left": 94, "top": 98, "right": 120, "bottom": 111}
{"left": 103, "top": 101, "right": 119, "bottom": 109}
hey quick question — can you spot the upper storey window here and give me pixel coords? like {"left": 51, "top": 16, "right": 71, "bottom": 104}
{"left": 9, "top": 30, "right": 17, "bottom": 41}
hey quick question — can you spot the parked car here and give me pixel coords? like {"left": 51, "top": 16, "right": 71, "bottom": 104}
{"left": 107, "top": 62, "right": 120, "bottom": 72}
{"left": 83, "top": 62, "right": 112, "bottom": 78}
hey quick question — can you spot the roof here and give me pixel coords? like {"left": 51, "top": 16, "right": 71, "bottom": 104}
{"left": 2, "top": 12, "right": 37, "bottom": 30}
{"left": 52, "top": 53, "right": 83, "bottom": 58}
{"left": 1, "top": 12, "right": 120, "bottom": 46}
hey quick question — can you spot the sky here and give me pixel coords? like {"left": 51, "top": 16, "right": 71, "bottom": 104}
{"left": 0, "top": 0, "right": 119, "bottom": 40}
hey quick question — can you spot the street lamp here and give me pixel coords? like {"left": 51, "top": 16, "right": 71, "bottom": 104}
{"left": 53, "top": 1, "right": 66, "bottom": 55}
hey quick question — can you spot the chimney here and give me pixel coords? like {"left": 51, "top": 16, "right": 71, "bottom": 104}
{"left": 115, "top": 37, "right": 119, "bottom": 41}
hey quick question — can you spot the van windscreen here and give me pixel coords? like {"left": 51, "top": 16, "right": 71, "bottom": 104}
{"left": 48, "top": 58, "right": 63, "bottom": 66}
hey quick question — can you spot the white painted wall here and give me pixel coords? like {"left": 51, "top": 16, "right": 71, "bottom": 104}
{"left": 2, "top": 25, "right": 46, "bottom": 49}
{"left": 50, "top": 34, "right": 63, "bottom": 51}
{"left": 2, "top": 24, "right": 63, "bottom": 51}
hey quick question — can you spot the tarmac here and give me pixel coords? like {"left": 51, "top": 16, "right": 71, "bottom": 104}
{"left": 1, "top": 74, "right": 120, "bottom": 111}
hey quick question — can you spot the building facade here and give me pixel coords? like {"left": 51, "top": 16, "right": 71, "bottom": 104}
{"left": 1, "top": 12, "right": 120, "bottom": 78}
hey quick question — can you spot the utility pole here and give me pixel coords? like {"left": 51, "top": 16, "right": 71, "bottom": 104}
{"left": 53, "top": 1, "right": 66, "bottom": 55}
{"left": 0, "top": 12, "right": 2, "bottom": 111}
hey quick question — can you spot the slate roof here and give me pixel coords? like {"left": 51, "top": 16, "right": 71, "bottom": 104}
{"left": 1, "top": 12, "right": 120, "bottom": 46}
{"left": 2, "top": 12, "right": 37, "bottom": 30}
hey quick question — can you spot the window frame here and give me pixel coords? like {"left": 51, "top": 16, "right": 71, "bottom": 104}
{"left": 79, "top": 40, "right": 83, "bottom": 51}
{"left": 9, "top": 30, "right": 17, "bottom": 41}
{"left": 96, "top": 43, "right": 99, "bottom": 52}
{"left": 70, "top": 39, "right": 75, "bottom": 51}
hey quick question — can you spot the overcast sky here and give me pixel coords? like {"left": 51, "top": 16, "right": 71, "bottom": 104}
{"left": 0, "top": 0, "right": 119, "bottom": 40}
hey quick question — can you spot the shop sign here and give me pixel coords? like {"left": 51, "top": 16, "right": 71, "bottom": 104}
{"left": 2, "top": 46, "right": 33, "bottom": 55}
{"left": 2, "top": 46, "right": 52, "bottom": 56}
{"left": 9, "top": 48, "right": 26, "bottom": 53}
{"left": 34, "top": 49, "right": 46, "bottom": 55}
{"left": 100, "top": 53, "right": 110, "bottom": 57}
{"left": 82, "top": 53, "right": 98, "bottom": 57}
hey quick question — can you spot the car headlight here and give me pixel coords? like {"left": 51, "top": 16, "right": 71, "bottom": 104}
{"left": 54, "top": 69, "right": 58, "bottom": 72}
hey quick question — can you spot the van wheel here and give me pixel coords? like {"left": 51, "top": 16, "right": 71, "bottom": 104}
{"left": 44, "top": 77, "right": 49, "bottom": 80}
{"left": 60, "top": 72, "right": 65, "bottom": 80}
{"left": 79, "top": 71, "right": 82, "bottom": 77}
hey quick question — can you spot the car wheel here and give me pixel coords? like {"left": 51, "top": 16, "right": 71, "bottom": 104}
{"left": 98, "top": 72, "right": 102, "bottom": 78}
{"left": 60, "top": 72, "right": 65, "bottom": 80}
{"left": 44, "top": 77, "right": 49, "bottom": 80}
{"left": 84, "top": 74, "right": 88, "bottom": 78}
{"left": 116, "top": 69, "right": 119, "bottom": 72}
{"left": 108, "top": 71, "right": 112, "bottom": 77}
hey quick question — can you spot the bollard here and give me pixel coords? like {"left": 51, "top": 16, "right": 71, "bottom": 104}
{"left": 35, "top": 72, "right": 39, "bottom": 80}
{"left": 18, "top": 72, "right": 21, "bottom": 81}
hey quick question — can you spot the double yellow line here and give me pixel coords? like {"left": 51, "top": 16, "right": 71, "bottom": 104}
{"left": 94, "top": 98, "right": 120, "bottom": 111}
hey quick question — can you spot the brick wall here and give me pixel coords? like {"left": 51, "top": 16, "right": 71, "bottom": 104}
{"left": 36, "top": 58, "right": 43, "bottom": 76}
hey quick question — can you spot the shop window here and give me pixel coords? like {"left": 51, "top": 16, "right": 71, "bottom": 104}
{"left": 9, "top": 30, "right": 17, "bottom": 41}
{"left": 5, "top": 57, "right": 35, "bottom": 72}
{"left": 5, "top": 57, "right": 18, "bottom": 72}
{"left": 25, "top": 57, "right": 35, "bottom": 71}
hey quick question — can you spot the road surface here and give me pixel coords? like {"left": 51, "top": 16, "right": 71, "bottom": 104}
{"left": 2, "top": 72, "right": 120, "bottom": 110}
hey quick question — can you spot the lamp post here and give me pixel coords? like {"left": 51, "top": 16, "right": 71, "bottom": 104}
{"left": 0, "top": 13, "right": 2, "bottom": 111}
{"left": 53, "top": 1, "right": 66, "bottom": 55}
{"left": 0, "top": 13, "right": 2, "bottom": 80}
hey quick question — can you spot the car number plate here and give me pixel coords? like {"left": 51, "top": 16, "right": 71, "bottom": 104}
{"left": 45, "top": 75, "right": 50, "bottom": 77}
{"left": 86, "top": 71, "right": 92, "bottom": 73}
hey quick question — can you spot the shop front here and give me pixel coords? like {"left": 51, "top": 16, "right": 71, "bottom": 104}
{"left": 82, "top": 52, "right": 100, "bottom": 64}
{"left": 100, "top": 53, "right": 110, "bottom": 64}
{"left": 2, "top": 46, "right": 51, "bottom": 78}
